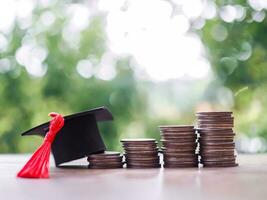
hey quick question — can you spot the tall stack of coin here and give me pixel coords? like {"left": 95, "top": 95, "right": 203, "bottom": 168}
{"left": 121, "top": 139, "right": 160, "bottom": 168}
{"left": 159, "top": 125, "right": 198, "bottom": 168}
{"left": 87, "top": 151, "right": 123, "bottom": 169}
{"left": 196, "top": 112, "right": 238, "bottom": 167}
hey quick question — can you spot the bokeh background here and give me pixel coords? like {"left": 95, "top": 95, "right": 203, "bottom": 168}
{"left": 0, "top": 0, "right": 267, "bottom": 154}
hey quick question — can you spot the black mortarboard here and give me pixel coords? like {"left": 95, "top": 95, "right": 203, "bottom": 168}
{"left": 22, "top": 107, "right": 113, "bottom": 166}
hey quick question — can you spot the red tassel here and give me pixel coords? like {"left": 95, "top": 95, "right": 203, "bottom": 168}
{"left": 17, "top": 112, "right": 64, "bottom": 178}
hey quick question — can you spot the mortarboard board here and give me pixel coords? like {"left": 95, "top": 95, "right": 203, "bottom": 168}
{"left": 22, "top": 107, "right": 113, "bottom": 166}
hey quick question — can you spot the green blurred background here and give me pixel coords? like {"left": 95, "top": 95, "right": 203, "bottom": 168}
{"left": 0, "top": 0, "right": 266, "bottom": 154}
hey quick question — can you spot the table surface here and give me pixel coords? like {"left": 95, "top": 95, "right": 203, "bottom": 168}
{"left": 0, "top": 154, "right": 267, "bottom": 200}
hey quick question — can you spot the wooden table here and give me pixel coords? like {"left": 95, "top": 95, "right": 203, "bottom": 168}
{"left": 0, "top": 154, "right": 266, "bottom": 200}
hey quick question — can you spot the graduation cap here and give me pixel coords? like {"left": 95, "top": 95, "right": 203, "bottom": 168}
{"left": 22, "top": 107, "right": 113, "bottom": 166}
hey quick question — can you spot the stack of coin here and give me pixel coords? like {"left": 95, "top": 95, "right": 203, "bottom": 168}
{"left": 196, "top": 111, "right": 238, "bottom": 167}
{"left": 121, "top": 139, "right": 160, "bottom": 168}
{"left": 87, "top": 151, "right": 123, "bottom": 169}
{"left": 159, "top": 125, "right": 198, "bottom": 168}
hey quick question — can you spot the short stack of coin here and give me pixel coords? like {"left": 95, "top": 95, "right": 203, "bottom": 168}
{"left": 196, "top": 111, "right": 238, "bottom": 167}
{"left": 159, "top": 125, "right": 198, "bottom": 168}
{"left": 121, "top": 139, "right": 160, "bottom": 168}
{"left": 87, "top": 151, "right": 123, "bottom": 169}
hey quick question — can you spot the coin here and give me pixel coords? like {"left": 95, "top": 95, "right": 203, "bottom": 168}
{"left": 162, "top": 145, "right": 197, "bottom": 150}
{"left": 87, "top": 156, "right": 123, "bottom": 162}
{"left": 160, "top": 129, "right": 195, "bottom": 132}
{"left": 196, "top": 111, "right": 233, "bottom": 116}
{"left": 125, "top": 156, "right": 160, "bottom": 162}
{"left": 126, "top": 159, "right": 160, "bottom": 165}
{"left": 161, "top": 136, "right": 196, "bottom": 141}
{"left": 200, "top": 151, "right": 235, "bottom": 157}
{"left": 198, "top": 133, "right": 235, "bottom": 137}
{"left": 124, "top": 151, "right": 159, "bottom": 156}
{"left": 123, "top": 145, "right": 158, "bottom": 150}
{"left": 89, "top": 160, "right": 123, "bottom": 165}
{"left": 89, "top": 164, "right": 123, "bottom": 169}
{"left": 199, "top": 137, "right": 234, "bottom": 143}
{"left": 87, "top": 151, "right": 123, "bottom": 169}
{"left": 163, "top": 163, "right": 198, "bottom": 168}
{"left": 201, "top": 158, "right": 236, "bottom": 163}
{"left": 199, "top": 141, "right": 235, "bottom": 146}
{"left": 121, "top": 138, "right": 160, "bottom": 168}
{"left": 161, "top": 140, "right": 197, "bottom": 146}
{"left": 122, "top": 143, "right": 158, "bottom": 148}
{"left": 163, "top": 150, "right": 197, "bottom": 155}
{"left": 197, "top": 128, "right": 234, "bottom": 132}
{"left": 88, "top": 151, "right": 121, "bottom": 158}
{"left": 121, "top": 138, "right": 156, "bottom": 143}
{"left": 127, "top": 163, "right": 161, "bottom": 169}
{"left": 196, "top": 111, "right": 238, "bottom": 167}
{"left": 202, "top": 163, "right": 238, "bottom": 167}
{"left": 197, "top": 124, "right": 234, "bottom": 129}
{"left": 160, "top": 133, "right": 196, "bottom": 138}
{"left": 158, "top": 125, "right": 198, "bottom": 168}
{"left": 201, "top": 160, "right": 237, "bottom": 165}
{"left": 159, "top": 125, "right": 194, "bottom": 129}
{"left": 197, "top": 117, "right": 234, "bottom": 122}
{"left": 164, "top": 156, "right": 198, "bottom": 163}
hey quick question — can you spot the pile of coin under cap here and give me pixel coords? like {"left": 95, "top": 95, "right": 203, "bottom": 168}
{"left": 159, "top": 125, "right": 198, "bottom": 168}
{"left": 196, "top": 112, "right": 238, "bottom": 167}
{"left": 87, "top": 151, "right": 123, "bottom": 169}
{"left": 121, "top": 139, "right": 160, "bottom": 168}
